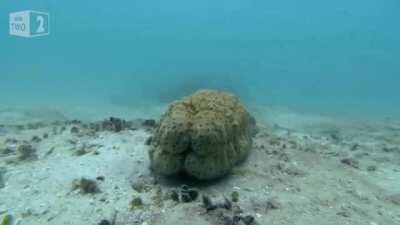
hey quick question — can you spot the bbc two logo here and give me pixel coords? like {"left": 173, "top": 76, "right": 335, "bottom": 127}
{"left": 9, "top": 10, "right": 50, "bottom": 38}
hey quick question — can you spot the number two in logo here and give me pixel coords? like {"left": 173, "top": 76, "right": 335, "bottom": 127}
{"left": 36, "top": 15, "right": 45, "bottom": 33}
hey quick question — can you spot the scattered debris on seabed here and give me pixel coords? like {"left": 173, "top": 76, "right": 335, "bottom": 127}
{"left": 0, "top": 116, "right": 399, "bottom": 225}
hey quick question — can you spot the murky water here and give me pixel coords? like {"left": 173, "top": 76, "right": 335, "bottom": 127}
{"left": 1, "top": 1, "right": 400, "bottom": 225}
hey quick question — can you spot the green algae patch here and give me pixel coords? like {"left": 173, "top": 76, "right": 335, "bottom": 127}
{"left": 1, "top": 214, "right": 13, "bottom": 225}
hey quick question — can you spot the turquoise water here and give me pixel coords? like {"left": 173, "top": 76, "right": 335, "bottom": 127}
{"left": 1, "top": 0, "right": 399, "bottom": 118}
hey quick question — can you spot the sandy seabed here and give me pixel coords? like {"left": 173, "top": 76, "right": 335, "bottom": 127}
{"left": 0, "top": 105, "right": 399, "bottom": 225}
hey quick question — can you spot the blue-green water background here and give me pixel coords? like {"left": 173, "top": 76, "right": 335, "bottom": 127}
{"left": 1, "top": 0, "right": 399, "bottom": 118}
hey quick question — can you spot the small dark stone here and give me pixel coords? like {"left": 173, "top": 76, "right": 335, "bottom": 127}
{"left": 44, "top": 147, "right": 55, "bottom": 157}
{"left": 102, "top": 117, "right": 127, "bottom": 132}
{"left": 72, "top": 178, "right": 100, "bottom": 194}
{"left": 350, "top": 144, "right": 360, "bottom": 151}
{"left": 110, "top": 117, "right": 123, "bottom": 132}
{"left": 98, "top": 219, "right": 111, "bottom": 225}
{"left": 383, "top": 147, "right": 398, "bottom": 153}
{"left": 44, "top": 147, "right": 56, "bottom": 157}
{"left": 142, "top": 119, "right": 156, "bottom": 127}
{"left": 181, "top": 184, "right": 189, "bottom": 191}
{"left": 130, "top": 197, "right": 144, "bottom": 210}
{"left": 17, "top": 144, "right": 37, "bottom": 160}
{"left": 70, "top": 127, "right": 79, "bottom": 134}
{"left": 42, "top": 133, "right": 49, "bottom": 139}
{"left": 69, "top": 120, "right": 82, "bottom": 125}
{"left": 341, "top": 158, "right": 359, "bottom": 169}
{"left": 180, "top": 185, "right": 199, "bottom": 203}
{"left": 31, "top": 136, "right": 42, "bottom": 143}
{"left": 337, "top": 211, "right": 350, "bottom": 217}
{"left": 242, "top": 215, "right": 255, "bottom": 225}
{"left": 145, "top": 136, "right": 153, "bottom": 146}
{"left": 170, "top": 190, "right": 180, "bottom": 202}
{"left": 187, "top": 189, "right": 199, "bottom": 201}
{"left": 202, "top": 195, "right": 234, "bottom": 211}
{"left": 181, "top": 192, "right": 191, "bottom": 203}
{"left": 96, "top": 176, "right": 105, "bottom": 181}
{"left": 73, "top": 148, "right": 88, "bottom": 156}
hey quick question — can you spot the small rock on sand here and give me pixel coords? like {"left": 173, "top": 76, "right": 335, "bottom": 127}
{"left": 340, "top": 158, "right": 360, "bottom": 169}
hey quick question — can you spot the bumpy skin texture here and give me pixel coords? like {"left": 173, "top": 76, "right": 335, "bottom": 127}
{"left": 149, "top": 90, "right": 256, "bottom": 180}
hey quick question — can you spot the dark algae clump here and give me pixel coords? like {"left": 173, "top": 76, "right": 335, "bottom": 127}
{"left": 72, "top": 178, "right": 100, "bottom": 194}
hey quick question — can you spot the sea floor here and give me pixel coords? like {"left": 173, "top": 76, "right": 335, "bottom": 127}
{"left": 0, "top": 105, "right": 399, "bottom": 225}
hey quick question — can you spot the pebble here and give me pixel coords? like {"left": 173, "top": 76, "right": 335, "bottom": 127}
{"left": 70, "top": 127, "right": 80, "bottom": 134}
{"left": 96, "top": 176, "right": 105, "bottom": 181}
{"left": 180, "top": 185, "right": 199, "bottom": 203}
{"left": 98, "top": 219, "right": 111, "bottom": 225}
{"left": 31, "top": 136, "right": 42, "bottom": 143}
{"left": 17, "top": 144, "right": 37, "bottom": 161}
{"left": 337, "top": 211, "right": 351, "bottom": 217}
{"left": 72, "top": 178, "right": 100, "bottom": 194}
{"left": 169, "top": 190, "right": 180, "bottom": 202}
{"left": 130, "top": 197, "right": 144, "bottom": 210}
{"left": 340, "top": 158, "right": 360, "bottom": 169}
{"left": 145, "top": 137, "right": 152, "bottom": 146}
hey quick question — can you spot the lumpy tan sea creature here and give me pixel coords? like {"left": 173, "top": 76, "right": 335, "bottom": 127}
{"left": 149, "top": 89, "right": 256, "bottom": 180}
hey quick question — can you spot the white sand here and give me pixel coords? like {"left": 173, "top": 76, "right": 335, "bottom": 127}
{"left": 0, "top": 107, "right": 399, "bottom": 225}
